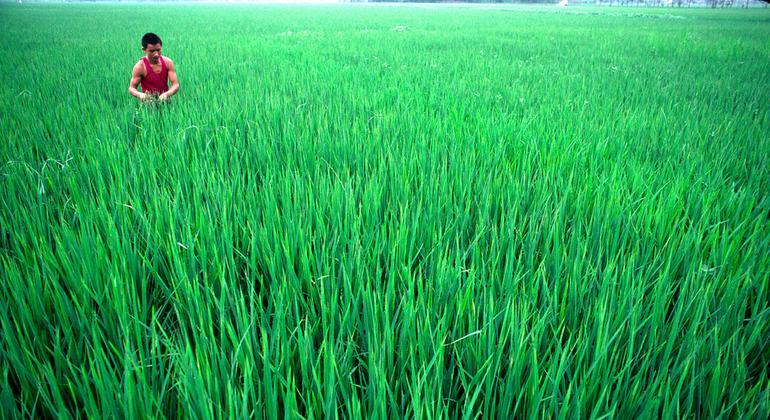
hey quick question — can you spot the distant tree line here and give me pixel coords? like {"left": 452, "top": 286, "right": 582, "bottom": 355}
{"left": 16, "top": 0, "right": 770, "bottom": 6}
{"left": 352, "top": 0, "right": 768, "bottom": 7}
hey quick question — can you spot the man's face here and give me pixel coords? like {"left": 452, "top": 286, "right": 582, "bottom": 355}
{"left": 143, "top": 43, "right": 162, "bottom": 64}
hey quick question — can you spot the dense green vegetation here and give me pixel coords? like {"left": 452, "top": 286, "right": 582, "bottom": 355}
{"left": 1, "top": 3, "right": 769, "bottom": 418}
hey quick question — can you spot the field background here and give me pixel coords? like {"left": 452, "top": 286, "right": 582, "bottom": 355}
{"left": 1, "top": 3, "right": 769, "bottom": 418}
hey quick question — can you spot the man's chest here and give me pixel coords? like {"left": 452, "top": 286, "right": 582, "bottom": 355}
{"left": 146, "top": 63, "right": 163, "bottom": 75}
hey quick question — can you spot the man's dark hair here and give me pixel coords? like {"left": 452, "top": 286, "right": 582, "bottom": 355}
{"left": 141, "top": 33, "right": 162, "bottom": 48}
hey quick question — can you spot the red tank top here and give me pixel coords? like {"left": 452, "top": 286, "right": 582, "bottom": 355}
{"left": 140, "top": 56, "right": 169, "bottom": 94}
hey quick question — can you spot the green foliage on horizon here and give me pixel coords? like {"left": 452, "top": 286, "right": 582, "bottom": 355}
{"left": 1, "top": 3, "right": 769, "bottom": 418}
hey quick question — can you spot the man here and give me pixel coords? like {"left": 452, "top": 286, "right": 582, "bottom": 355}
{"left": 129, "top": 33, "right": 179, "bottom": 102}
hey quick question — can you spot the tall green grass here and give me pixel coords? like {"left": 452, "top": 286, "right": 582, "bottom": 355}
{"left": 1, "top": 3, "right": 769, "bottom": 418}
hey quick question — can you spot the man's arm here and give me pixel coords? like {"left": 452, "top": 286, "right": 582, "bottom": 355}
{"left": 128, "top": 61, "right": 147, "bottom": 101}
{"left": 159, "top": 58, "right": 179, "bottom": 101}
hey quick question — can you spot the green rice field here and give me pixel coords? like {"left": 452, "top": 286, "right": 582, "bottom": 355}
{"left": 1, "top": 3, "right": 769, "bottom": 418}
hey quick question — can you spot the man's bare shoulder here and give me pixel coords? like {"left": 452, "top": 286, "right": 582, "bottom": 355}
{"left": 163, "top": 57, "right": 175, "bottom": 68}
{"left": 132, "top": 60, "right": 146, "bottom": 75}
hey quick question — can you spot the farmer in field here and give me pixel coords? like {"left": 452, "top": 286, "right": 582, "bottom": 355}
{"left": 128, "top": 33, "right": 179, "bottom": 102}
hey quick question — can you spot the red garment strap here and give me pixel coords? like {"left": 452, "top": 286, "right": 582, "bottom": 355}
{"left": 142, "top": 57, "right": 152, "bottom": 73}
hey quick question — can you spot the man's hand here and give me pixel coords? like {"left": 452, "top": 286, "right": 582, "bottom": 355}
{"left": 158, "top": 93, "right": 169, "bottom": 102}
